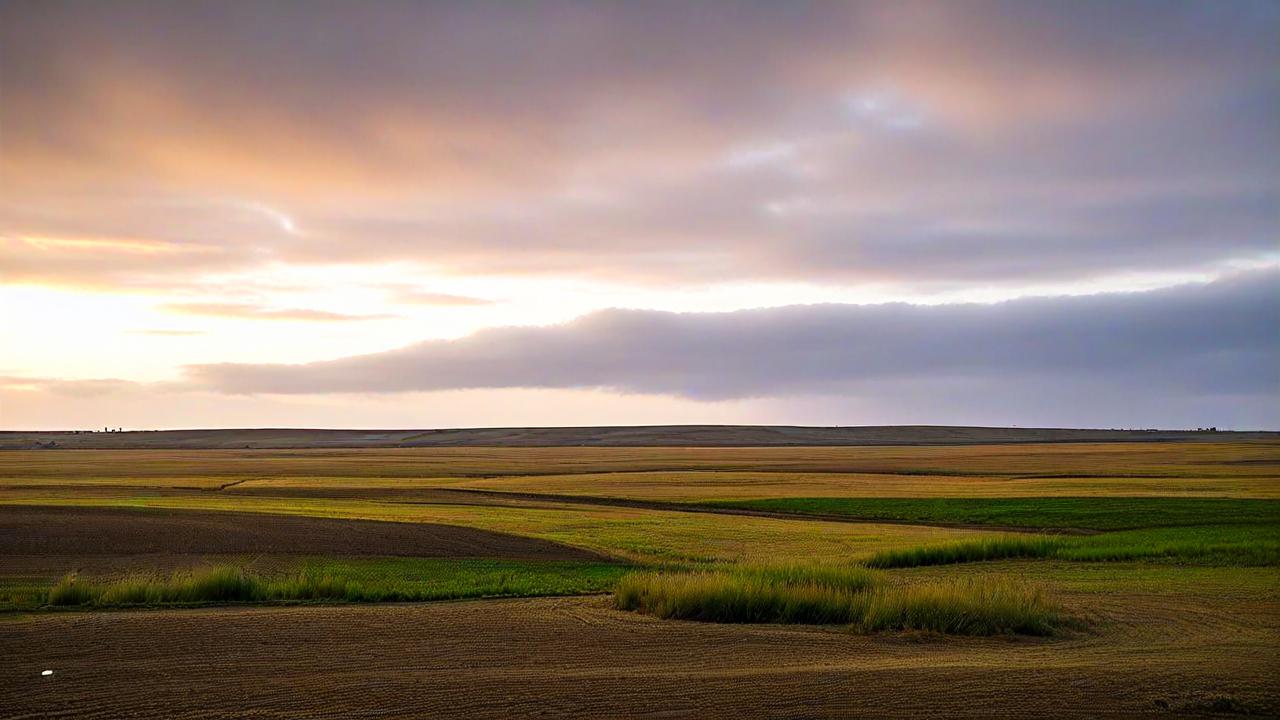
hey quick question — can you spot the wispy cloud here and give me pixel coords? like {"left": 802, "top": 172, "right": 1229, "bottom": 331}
{"left": 0, "top": 376, "right": 143, "bottom": 397}
{"left": 392, "top": 289, "right": 495, "bottom": 307}
{"left": 163, "top": 302, "right": 394, "bottom": 322}
{"left": 128, "top": 329, "right": 205, "bottom": 336}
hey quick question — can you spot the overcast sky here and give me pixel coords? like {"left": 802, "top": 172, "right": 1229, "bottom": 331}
{"left": 1, "top": 0, "right": 1277, "bottom": 429}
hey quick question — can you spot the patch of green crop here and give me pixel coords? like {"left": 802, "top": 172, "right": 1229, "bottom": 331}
{"left": 865, "top": 524, "right": 1279, "bottom": 569}
{"left": 0, "top": 576, "right": 54, "bottom": 611}
{"left": 707, "top": 497, "right": 1280, "bottom": 531}
{"left": 866, "top": 535, "right": 1064, "bottom": 568}
{"left": 1060, "top": 525, "right": 1280, "bottom": 565}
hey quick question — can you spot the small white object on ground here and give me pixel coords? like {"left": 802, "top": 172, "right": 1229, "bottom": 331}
{"left": 41, "top": 670, "right": 53, "bottom": 676}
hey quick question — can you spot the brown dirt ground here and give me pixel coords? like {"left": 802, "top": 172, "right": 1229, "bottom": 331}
{"left": 0, "top": 505, "right": 612, "bottom": 563}
{"left": 2, "top": 591, "right": 1276, "bottom": 719}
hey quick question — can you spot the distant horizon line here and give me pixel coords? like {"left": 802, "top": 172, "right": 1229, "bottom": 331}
{"left": 5, "top": 424, "right": 1276, "bottom": 434}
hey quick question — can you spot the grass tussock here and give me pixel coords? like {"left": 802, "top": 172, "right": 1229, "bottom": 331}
{"left": 51, "top": 567, "right": 264, "bottom": 607}
{"left": 615, "top": 564, "right": 879, "bottom": 625}
{"left": 614, "top": 564, "right": 1063, "bottom": 636}
{"left": 866, "top": 535, "right": 1064, "bottom": 569}
{"left": 858, "top": 579, "right": 1061, "bottom": 636}
{"left": 47, "top": 576, "right": 95, "bottom": 606}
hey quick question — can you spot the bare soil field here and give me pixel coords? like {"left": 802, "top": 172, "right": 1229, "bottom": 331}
{"left": 3, "top": 589, "right": 1276, "bottom": 719}
{"left": 1, "top": 505, "right": 611, "bottom": 562}
{"left": 4, "top": 424, "right": 1276, "bottom": 450}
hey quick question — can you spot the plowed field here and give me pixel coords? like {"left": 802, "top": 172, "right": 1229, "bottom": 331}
{"left": 3, "top": 589, "right": 1276, "bottom": 719}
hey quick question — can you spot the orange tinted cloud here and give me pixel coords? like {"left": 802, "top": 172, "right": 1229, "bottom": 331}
{"left": 392, "top": 289, "right": 494, "bottom": 307}
{"left": 163, "top": 302, "right": 395, "bottom": 323}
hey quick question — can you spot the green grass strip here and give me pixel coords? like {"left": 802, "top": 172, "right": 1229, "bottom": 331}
{"left": 866, "top": 535, "right": 1064, "bottom": 568}
{"left": 43, "top": 558, "right": 629, "bottom": 610}
{"left": 707, "top": 497, "right": 1280, "bottom": 531}
{"left": 865, "top": 525, "right": 1280, "bottom": 568}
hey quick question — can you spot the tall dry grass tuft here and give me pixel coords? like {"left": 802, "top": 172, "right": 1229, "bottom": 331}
{"left": 857, "top": 578, "right": 1061, "bottom": 635}
{"left": 615, "top": 564, "right": 1065, "bottom": 636}
{"left": 614, "top": 565, "right": 875, "bottom": 625}
{"left": 50, "top": 567, "right": 263, "bottom": 606}
{"left": 47, "top": 575, "right": 94, "bottom": 606}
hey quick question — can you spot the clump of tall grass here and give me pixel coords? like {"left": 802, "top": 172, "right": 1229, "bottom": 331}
{"left": 615, "top": 564, "right": 879, "bottom": 625}
{"left": 265, "top": 570, "right": 354, "bottom": 601}
{"left": 733, "top": 562, "right": 880, "bottom": 594}
{"left": 50, "top": 567, "right": 263, "bottom": 606}
{"left": 614, "top": 564, "right": 1064, "bottom": 636}
{"left": 47, "top": 575, "right": 94, "bottom": 606}
{"left": 865, "top": 535, "right": 1065, "bottom": 569}
{"left": 857, "top": 578, "right": 1061, "bottom": 636}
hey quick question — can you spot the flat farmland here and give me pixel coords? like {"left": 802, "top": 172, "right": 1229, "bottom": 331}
{"left": 1, "top": 441, "right": 1278, "bottom": 717}
{"left": 4, "top": 441, "right": 1277, "bottom": 482}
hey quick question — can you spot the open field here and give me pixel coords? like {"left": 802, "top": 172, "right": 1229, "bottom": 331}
{"left": 1, "top": 440, "right": 1277, "bottom": 716}
{"left": 0, "top": 490, "right": 990, "bottom": 564}
{"left": 4, "top": 441, "right": 1278, "bottom": 481}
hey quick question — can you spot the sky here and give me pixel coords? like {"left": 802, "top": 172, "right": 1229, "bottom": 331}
{"left": 1, "top": 0, "right": 1277, "bottom": 430}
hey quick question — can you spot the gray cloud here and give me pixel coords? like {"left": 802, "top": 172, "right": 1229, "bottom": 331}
{"left": 2, "top": 1, "right": 1276, "bottom": 290}
{"left": 189, "top": 270, "right": 1280, "bottom": 426}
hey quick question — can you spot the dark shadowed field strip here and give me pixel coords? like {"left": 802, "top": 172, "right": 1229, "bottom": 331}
{"left": 2, "top": 592, "right": 1276, "bottom": 719}
{"left": 0, "top": 505, "right": 613, "bottom": 562}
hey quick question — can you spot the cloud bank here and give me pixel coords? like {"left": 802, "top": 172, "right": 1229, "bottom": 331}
{"left": 187, "top": 271, "right": 1279, "bottom": 426}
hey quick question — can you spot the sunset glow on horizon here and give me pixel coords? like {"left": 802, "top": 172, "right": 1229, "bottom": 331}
{"left": 2, "top": 0, "right": 1276, "bottom": 429}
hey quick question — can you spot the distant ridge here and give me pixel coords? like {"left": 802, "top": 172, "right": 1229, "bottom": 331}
{"left": 2, "top": 425, "right": 1276, "bottom": 450}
